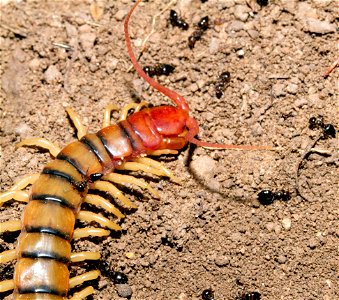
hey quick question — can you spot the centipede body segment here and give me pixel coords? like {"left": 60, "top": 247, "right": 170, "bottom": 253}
{"left": 0, "top": 0, "right": 271, "bottom": 299}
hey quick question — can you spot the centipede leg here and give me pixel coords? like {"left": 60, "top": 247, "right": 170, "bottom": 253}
{"left": 0, "top": 279, "right": 14, "bottom": 293}
{"left": 119, "top": 101, "right": 148, "bottom": 121}
{"left": 9, "top": 173, "right": 40, "bottom": 191}
{"left": 0, "top": 220, "right": 21, "bottom": 233}
{"left": 91, "top": 180, "right": 138, "bottom": 209}
{"left": 73, "top": 227, "right": 110, "bottom": 240}
{"left": 77, "top": 210, "right": 122, "bottom": 231}
{"left": 103, "top": 173, "right": 160, "bottom": 198}
{"left": 70, "top": 251, "right": 100, "bottom": 263}
{"left": 66, "top": 107, "right": 87, "bottom": 139}
{"left": 69, "top": 270, "right": 100, "bottom": 289}
{"left": 16, "top": 138, "right": 61, "bottom": 157}
{"left": 84, "top": 194, "right": 125, "bottom": 218}
{"left": 149, "top": 149, "right": 179, "bottom": 156}
{"left": 117, "top": 158, "right": 181, "bottom": 184}
{"left": 0, "top": 191, "right": 29, "bottom": 207}
{"left": 103, "top": 103, "right": 120, "bottom": 127}
{"left": 0, "top": 249, "right": 17, "bottom": 264}
{"left": 70, "top": 286, "right": 95, "bottom": 300}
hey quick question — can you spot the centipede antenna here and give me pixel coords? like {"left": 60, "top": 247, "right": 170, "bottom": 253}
{"left": 124, "top": 0, "right": 189, "bottom": 112}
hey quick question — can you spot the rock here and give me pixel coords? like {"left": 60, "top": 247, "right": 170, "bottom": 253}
{"left": 43, "top": 65, "right": 62, "bottom": 83}
{"left": 214, "top": 255, "right": 230, "bottom": 267}
{"left": 227, "top": 20, "right": 244, "bottom": 32}
{"left": 190, "top": 155, "right": 218, "bottom": 179}
{"left": 286, "top": 83, "right": 298, "bottom": 94}
{"left": 116, "top": 283, "right": 133, "bottom": 298}
{"left": 308, "top": 237, "right": 318, "bottom": 249}
{"left": 281, "top": 218, "right": 291, "bottom": 230}
{"left": 272, "top": 83, "right": 286, "bottom": 97}
{"left": 304, "top": 18, "right": 336, "bottom": 34}
{"left": 114, "top": 9, "right": 127, "bottom": 21}
{"left": 276, "top": 254, "right": 287, "bottom": 264}
{"left": 234, "top": 5, "right": 250, "bottom": 22}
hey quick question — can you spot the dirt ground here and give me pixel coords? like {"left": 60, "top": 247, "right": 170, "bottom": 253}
{"left": 0, "top": 0, "right": 338, "bottom": 299}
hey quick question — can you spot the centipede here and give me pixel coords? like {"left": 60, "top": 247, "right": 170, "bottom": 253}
{"left": 0, "top": 1, "right": 272, "bottom": 299}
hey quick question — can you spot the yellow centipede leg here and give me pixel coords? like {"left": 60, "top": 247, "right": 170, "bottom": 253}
{"left": 0, "top": 249, "right": 16, "bottom": 264}
{"left": 84, "top": 194, "right": 125, "bottom": 218}
{"left": 0, "top": 191, "right": 29, "bottom": 207}
{"left": 73, "top": 227, "right": 110, "bottom": 240}
{"left": 133, "top": 157, "right": 181, "bottom": 184}
{"left": 0, "top": 279, "right": 14, "bottom": 293}
{"left": 91, "top": 180, "right": 137, "bottom": 209}
{"left": 16, "top": 138, "right": 61, "bottom": 157}
{"left": 119, "top": 101, "right": 148, "bottom": 121}
{"left": 70, "top": 251, "right": 100, "bottom": 263}
{"left": 70, "top": 286, "right": 95, "bottom": 300}
{"left": 103, "top": 173, "right": 160, "bottom": 199}
{"left": 103, "top": 103, "right": 119, "bottom": 127}
{"left": 9, "top": 173, "right": 40, "bottom": 191}
{"left": 0, "top": 220, "right": 21, "bottom": 233}
{"left": 66, "top": 107, "right": 87, "bottom": 140}
{"left": 148, "top": 149, "right": 179, "bottom": 156}
{"left": 77, "top": 211, "right": 122, "bottom": 231}
{"left": 69, "top": 270, "right": 100, "bottom": 289}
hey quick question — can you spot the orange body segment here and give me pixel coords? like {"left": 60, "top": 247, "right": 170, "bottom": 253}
{"left": 14, "top": 258, "right": 69, "bottom": 296}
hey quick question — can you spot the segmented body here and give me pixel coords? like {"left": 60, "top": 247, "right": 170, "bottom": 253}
{"left": 12, "top": 107, "right": 188, "bottom": 299}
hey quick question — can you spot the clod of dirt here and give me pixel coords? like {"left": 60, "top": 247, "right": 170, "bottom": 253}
{"left": 304, "top": 18, "right": 336, "bottom": 34}
{"left": 116, "top": 283, "right": 133, "bottom": 298}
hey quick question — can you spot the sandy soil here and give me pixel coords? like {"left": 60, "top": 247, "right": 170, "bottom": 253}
{"left": 0, "top": 0, "right": 338, "bottom": 299}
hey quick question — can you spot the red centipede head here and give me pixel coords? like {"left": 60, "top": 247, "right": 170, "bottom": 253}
{"left": 124, "top": 0, "right": 272, "bottom": 151}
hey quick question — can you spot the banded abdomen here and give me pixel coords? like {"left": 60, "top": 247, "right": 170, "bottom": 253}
{"left": 13, "top": 121, "right": 148, "bottom": 299}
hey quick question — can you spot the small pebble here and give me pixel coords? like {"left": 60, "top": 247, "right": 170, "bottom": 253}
{"left": 43, "top": 65, "right": 62, "bottom": 83}
{"left": 276, "top": 254, "right": 287, "bottom": 264}
{"left": 286, "top": 83, "right": 298, "bottom": 94}
{"left": 266, "top": 222, "right": 275, "bottom": 232}
{"left": 272, "top": 83, "right": 286, "bottom": 97}
{"left": 116, "top": 283, "right": 132, "bottom": 298}
{"left": 237, "top": 49, "right": 245, "bottom": 57}
{"left": 115, "top": 9, "right": 127, "bottom": 21}
{"left": 281, "top": 218, "right": 291, "bottom": 230}
{"left": 214, "top": 255, "right": 230, "bottom": 267}
{"left": 305, "top": 18, "right": 336, "bottom": 34}
{"left": 308, "top": 237, "right": 318, "bottom": 249}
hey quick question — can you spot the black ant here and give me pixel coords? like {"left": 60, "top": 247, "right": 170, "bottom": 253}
{"left": 143, "top": 64, "right": 175, "bottom": 77}
{"left": 201, "top": 288, "right": 215, "bottom": 300}
{"left": 188, "top": 16, "right": 209, "bottom": 49}
{"left": 215, "top": 71, "right": 231, "bottom": 99}
{"left": 309, "top": 115, "right": 336, "bottom": 138}
{"left": 257, "top": 189, "right": 291, "bottom": 205}
{"left": 169, "top": 10, "right": 189, "bottom": 30}
{"left": 256, "top": 0, "right": 269, "bottom": 6}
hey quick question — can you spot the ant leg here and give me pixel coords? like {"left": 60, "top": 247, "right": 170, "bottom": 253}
{"left": 66, "top": 107, "right": 87, "bottom": 139}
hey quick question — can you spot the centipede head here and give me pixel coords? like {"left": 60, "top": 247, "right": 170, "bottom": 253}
{"left": 124, "top": 0, "right": 272, "bottom": 152}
